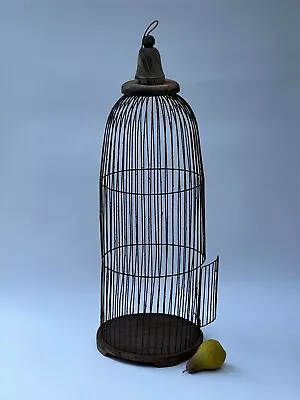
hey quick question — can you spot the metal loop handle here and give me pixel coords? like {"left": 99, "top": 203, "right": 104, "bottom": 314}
{"left": 140, "top": 19, "right": 159, "bottom": 49}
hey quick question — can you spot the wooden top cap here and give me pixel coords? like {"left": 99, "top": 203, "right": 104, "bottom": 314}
{"left": 121, "top": 20, "right": 180, "bottom": 96}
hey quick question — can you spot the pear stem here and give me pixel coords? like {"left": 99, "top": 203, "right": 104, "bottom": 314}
{"left": 182, "top": 369, "right": 187, "bottom": 373}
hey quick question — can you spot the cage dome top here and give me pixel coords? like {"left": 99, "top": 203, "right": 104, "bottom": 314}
{"left": 121, "top": 20, "right": 180, "bottom": 96}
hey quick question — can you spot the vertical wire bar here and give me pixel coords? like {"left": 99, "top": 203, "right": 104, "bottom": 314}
{"left": 161, "top": 96, "right": 179, "bottom": 352}
{"left": 169, "top": 97, "right": 188, "bottom": 352}
{"left": 156, "top": 96, "right": 166, "bottom": 354}
{"left": 124, "top": 98, "right": 139, "bottom": 350}
{"left": 113, "top": 101, "right": 125, "bottom": 329}
{"left": 201, "top": 264, "right": 207, "bottom": 326}
{"left": 106, "top": 99, "right": 127, "bottom": 326}
{"left": 120, "top": 97, "right": 139, "bottom": 349}
{"left": 148, "top": 100, "right": 155, "bottom": 317}
{"left": 206, "top": 263, "right": 211, "bottom": 326}
{"left": 127, "top": 101, "right": 140, "bottom": 319}
{"left": 133, "top": 97, "right": 146, "bottom": 352}
{"left": 213, "top": 260, "right": 217, "bottom": 321}
{"left": 174, "top": 100, "right": 183, "bottom": 352}
{"left": 106, "top": 114, "right": 116, "bottom": 338}
{"left": 211, "top": 261, "right": 215, "bottom": 322}
{"left": 140, "top": 98, "right": 149, "bottom": 352}
{"left": 196, "top": 265, "right": 201, "bottom": 328}
{"left": 99, "top": 106, "right": 115, "bottom": 325}
{"left": 154, "top": 97, "right": 161, "bottom": 351}
{"left": 161, "top": 105, "right": 169, "bottom": 318}
{"left": 214, "top": 257, "right": 219, "bottom": 321}
{"left": 101, "top": 106, "right": 117, "bottom": 327}
{"left": 209, "top": 262, "right": 214, "bottom": 323}
{"left": 141, "top": 99, "right": 151, "bottom": 354}
{"left": 174, "top": 98, "right": 196, "bottom": 346}
{"left": 110, "top": 103, "right": 125, "bottom": 347}
{"left": 123, "top": 99, "right": 139, "bottom": 317}
{"left": 117, "top": 98, "right": 135, "bottom": 324}
{"left": 146, "top": 98, "right": 155, "bottom": 353}
{"left": 120, "top": 102, "right": 131, "bottom": 350}
{"left": 148, "top": 103, "right": 159, "bottom": 355}
{"left": 121, "top": 102, "right": 133, "bottom": 317}
{"left": 159, "top": 96, "right": 173, "bottom": 354}
{"left": 209, "top": 261, "right": 214, "bottom": 324}
{"left": 182, "top": 109, "right": 193, "bottom": 328}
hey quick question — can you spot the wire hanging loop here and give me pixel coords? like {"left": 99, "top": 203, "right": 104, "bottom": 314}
{"left": 140, "top": 20, "right": 159, "bottom": 49}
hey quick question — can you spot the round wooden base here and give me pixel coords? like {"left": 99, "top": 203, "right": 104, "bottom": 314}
{"left": 96, "top": 313, "right": 203, "bottom": 367}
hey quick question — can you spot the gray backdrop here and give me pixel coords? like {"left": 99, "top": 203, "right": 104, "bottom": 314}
{"left": 1, "top": 1, "right": 299, "bottom": 399}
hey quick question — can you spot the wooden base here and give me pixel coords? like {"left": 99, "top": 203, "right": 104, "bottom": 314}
{"left": 121, "top": 79, "right": 180, "bottom": 96}
{"left": 96, "top": 313, "right": 203, "bottom": 367}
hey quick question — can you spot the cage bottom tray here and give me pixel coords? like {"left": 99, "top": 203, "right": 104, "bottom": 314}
{"left": 97, "top": 313, "right": 203, "bottom": 367}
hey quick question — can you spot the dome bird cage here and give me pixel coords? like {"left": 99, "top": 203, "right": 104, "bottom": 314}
{"left": 97, "top": 20, "right": 220, "bottom": 367}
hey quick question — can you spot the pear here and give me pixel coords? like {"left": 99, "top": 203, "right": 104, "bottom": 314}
{"left": 182, "top": 339, "right": 226, "bottom": 374}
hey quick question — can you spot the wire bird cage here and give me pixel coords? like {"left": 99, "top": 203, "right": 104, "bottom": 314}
{"left": 97, "top": 21, "right": 220, "bottom": 367}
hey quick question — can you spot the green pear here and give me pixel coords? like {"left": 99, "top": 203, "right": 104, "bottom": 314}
{"left": 182, "top": 339, "right": 226, "bottom": 374}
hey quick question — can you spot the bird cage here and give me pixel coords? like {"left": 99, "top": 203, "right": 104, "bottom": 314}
{"left": 96, "top": 20, "right": 220, "bottom": 367}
